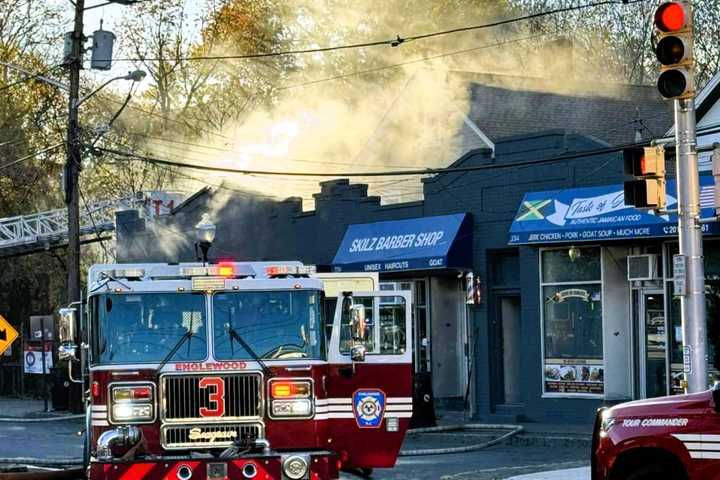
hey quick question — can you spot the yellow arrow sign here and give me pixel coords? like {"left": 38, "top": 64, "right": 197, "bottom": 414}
{"left": 0, "top": 315, "right": 19, "bottom": 356}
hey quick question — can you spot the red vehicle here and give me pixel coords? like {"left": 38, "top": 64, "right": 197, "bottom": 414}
{"left": 58, "top": 261, "right": 413, "bottom": 480}
{"left": 591, "top": 387, "right": 720, "bottom": 480}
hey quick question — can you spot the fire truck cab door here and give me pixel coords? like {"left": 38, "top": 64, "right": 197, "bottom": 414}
{"left": 326, "top": 291, "right": 413, "bottom": 469}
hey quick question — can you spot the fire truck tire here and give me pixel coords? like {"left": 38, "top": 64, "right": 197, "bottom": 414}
{"left": 624, "top": 465, "right": 675, "bottom": 480}
{"left": 360, "top": 468, "right": 373, "bottom": 477}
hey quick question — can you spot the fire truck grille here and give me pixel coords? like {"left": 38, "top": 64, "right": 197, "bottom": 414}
{"left": 161, "top": 423, "right": 263, "bottom": 450}
{"left": 161, "top": 373, "right": 262, "bottom": 422}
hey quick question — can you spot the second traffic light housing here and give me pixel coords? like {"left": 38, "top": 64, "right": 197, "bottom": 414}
{"left": 624, "top": 146, "right": 666, "bottom": 210}
{"left": 653, "top": 1, "right": 694, "bottom": 100}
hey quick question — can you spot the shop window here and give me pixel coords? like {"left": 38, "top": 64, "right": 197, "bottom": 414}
{"left": 542, "top": 247, "right": 601, "bottom": 283}
{"left": 541, "top": 247, "right": 604, "bottom": 396}
{"left": 339, "top": 296, "right": 406, "bottom": 355}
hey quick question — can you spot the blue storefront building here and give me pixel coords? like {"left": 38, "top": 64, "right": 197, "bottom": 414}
{"left": 111, "top": 53, "right": 720, "bottom": 426}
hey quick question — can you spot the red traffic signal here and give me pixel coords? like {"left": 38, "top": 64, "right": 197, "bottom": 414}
{"left": 623, "top": 147, "right": 665, "bottom": 177}
{"left": 623, "top": 146, "right": 666, "bottom": 210}
{"left": 652, "top": 1, "right": 693, "bottom": 100}
{"left": 654, "top": 2, "right": 687, "bottom": 32}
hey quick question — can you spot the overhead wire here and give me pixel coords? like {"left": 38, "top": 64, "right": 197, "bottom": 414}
{"left": 0, "top": 144, "right": 64, "bottom": 171}
{"left": 89, "top": 31, "right": 558, "bottom": 145}
{"left": 0, "top": 64, "right": 63, "bottom": 94}
{"left": 109, "top": 0, "right": 646, "bottom": 63}
{"left": 124, "top": 131, "right": 423, "bottom": 169}
{"left": 92, "top": 139, "right": 653, "bottom": 178}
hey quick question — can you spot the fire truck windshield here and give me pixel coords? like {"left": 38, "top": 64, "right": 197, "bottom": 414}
{"left": 213, "top": 290, "right": 324, "bottom": 360}
{"left": 92, "top": 292, "right": 207, "bottom": 365}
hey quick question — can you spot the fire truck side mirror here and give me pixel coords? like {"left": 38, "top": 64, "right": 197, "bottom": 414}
{"left": 350, "top": 344, "right": 367, "bottom": 362}
{"left": 349, "top": 304, "right": 366, "bottom": 340}
{"left": 58, "top": 307, "right": 78, "bottom": 358}
{"left": 349, "top": 304, "right": 367, "bottom": 362}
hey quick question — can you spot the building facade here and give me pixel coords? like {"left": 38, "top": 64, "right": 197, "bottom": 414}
{"left": 116, "top": 72, "right": 720, "bottom": 423}
{"left": 118, "top": 131, "right": 642, "bottom": 423}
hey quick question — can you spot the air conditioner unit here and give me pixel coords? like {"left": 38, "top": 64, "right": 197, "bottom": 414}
{"left": 627, "top": 254, "right": 659, "bottom": 281}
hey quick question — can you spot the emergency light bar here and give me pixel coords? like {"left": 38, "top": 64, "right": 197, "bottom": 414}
{"left": 107, "top": 268, "right": 145, "bottom": 279}
{"left": 181, "top": 263, "right": 238, "bottom": 278}
{"left": 266, "top": 265, "right": 317, "bottom": 278}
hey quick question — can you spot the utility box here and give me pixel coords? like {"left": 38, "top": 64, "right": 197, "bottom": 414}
{"left": 91, "top": 29, "right": 115, "bottom": 70}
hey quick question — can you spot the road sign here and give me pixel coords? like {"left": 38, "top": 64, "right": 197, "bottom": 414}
{"left": 674, "top": 254, "right": 688, "bottom": 296}
{"left": 24, "top": 344, "right": 52, "bottom": 374}
{"left": 0, "top": 314, "right": 18, "bottom": 356}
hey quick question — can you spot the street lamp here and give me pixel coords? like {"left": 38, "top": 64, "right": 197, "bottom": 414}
{"left": 195, "top": 213, "right": 216, "bottom": 266}
{"left": 74, "top": 70, "right": 146, "bottom": 108}
{"left": 84, "top": 0, "right": 143, "bottom": 10}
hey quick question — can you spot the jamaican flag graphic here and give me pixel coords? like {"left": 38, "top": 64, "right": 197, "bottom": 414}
{"left": 515, "top": 199, "right": 552, "bottom": 221}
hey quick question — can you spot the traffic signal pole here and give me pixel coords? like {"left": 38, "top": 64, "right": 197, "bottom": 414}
{"left": 675, "top": 96, "right": 708, "bottom": 393}
{"left": 65, "top": 0, "right": 84, "bottom": 308}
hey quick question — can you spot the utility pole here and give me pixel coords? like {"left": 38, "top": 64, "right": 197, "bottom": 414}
{"left": 65, "top": 0, "right": 84, "bottom": 308}
{"left": 651, "top": 1, "right": 707, "bottom": 392}
{"left": 675, "top": 96, "right": 707, "bottom": 393}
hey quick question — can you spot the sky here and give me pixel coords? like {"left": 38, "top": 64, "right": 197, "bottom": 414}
{"left": 52, "top": 0, "right": 205, "bottom": 87}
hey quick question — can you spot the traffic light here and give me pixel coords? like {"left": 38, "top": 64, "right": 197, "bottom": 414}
{"left": 653, "top": 1, "right": 694, "bottom": 99}
{"left": 623, "top": 146, "right": 666, "bottom": 209}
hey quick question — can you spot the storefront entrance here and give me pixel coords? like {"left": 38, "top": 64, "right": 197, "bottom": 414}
{"left": 634, "top": 289, "right": 667, "bottom": 398}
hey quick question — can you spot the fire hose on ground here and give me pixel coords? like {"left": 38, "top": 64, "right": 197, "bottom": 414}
{"left": 0, "top": 424, "right": 524, "bottom": 478}
{"left": 399, "top": 423, "right": 524, "bottom": 456}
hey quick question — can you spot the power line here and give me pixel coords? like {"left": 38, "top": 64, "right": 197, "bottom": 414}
{"left": 91, "top": 32, "right": 554, "bottom": 145}
{"left": 125, "top": 131, "right": 423, "bottom": 169}
{"left": 273, "top": 33, "right": 549, "bottom": 91}
{"left": 0, "top": 144, "right": 64, "bottom": 171}
{"left": 0, "top": 64, "right": 63, "bottom": 94}
{"left": 110, "top": 0, "right": 645, "bottom": 63}
{"left": 93, "top": 139, "right": 647, "bottom": 178}
{"left": 94, "top": 123, "right": 720, "bottom": 183}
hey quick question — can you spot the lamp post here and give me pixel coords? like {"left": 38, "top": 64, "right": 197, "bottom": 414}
{"left": 195, "top": 214, "right": 216, "bottom": 265}
{"left": 74, "top": 70, "right": 146, "bottom": 108}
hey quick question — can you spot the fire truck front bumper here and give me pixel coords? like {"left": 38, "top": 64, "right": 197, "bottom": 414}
{"left": 89, "top": 452, "right": 339, "bottom": 480}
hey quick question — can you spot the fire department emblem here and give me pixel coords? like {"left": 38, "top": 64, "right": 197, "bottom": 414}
{"left": 353, "top": 389, "right": 386, "bottom": 428}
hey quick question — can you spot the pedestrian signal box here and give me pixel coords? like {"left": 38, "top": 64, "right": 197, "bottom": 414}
{"left": 623, "top": 146, "right": 667, "bottom": 210}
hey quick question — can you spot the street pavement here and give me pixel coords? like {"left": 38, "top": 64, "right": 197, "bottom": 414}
{"left": 0, "top": 417, "right": 588, "bottom": 479}
{"left": 506, "top": 467, "right": 589, "bottom": 480}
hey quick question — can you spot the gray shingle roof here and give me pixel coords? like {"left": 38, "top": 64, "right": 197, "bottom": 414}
{"left": 457, "top": 73, "right": 673, "bottom": 146}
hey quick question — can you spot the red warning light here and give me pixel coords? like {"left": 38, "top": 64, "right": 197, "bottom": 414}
{"left": 655, "top": 2, "right": 686, "bottom": 32}
{"left": 217, "top": 261, "right": 235, "bottom": 277}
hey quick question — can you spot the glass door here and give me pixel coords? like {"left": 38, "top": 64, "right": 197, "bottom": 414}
{"left": 639, "top": 291, "right": 667, "bottom": 398}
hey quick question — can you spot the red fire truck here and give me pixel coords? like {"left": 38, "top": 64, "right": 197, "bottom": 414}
{"left": 591, "top": 387, "right": 720, "bottom": 480}
{"left": 58, "top": 261, "right": 413, "bottom": 480}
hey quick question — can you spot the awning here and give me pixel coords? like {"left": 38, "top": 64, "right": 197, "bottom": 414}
{"left": 509, "top": 174, "right": 719, "bottom": 245}
{"left": 332, "top": 213, "right": 473, "bottom": 273}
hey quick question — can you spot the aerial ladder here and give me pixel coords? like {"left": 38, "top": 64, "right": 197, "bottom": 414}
{"left": 0, "top": 195, "right": 147, "bottom": 257}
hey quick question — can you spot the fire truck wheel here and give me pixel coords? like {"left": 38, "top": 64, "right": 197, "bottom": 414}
{"left": 624, "top": 465, "right": 677, "bottom": 480}
{"left": 360, "top": 468, "right": 373, "bottom": 478}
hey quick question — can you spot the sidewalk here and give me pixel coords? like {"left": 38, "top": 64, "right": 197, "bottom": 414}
{"left": 428, "top": 409, "right": 594, "bottom": 449}
{"left": 0, "top": 398, "right": 77, "bottom": 419}
{"left": 508, "top": 467, "right": 590, "bottom": 480}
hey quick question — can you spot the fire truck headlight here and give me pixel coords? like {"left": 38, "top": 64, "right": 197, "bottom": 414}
{"left": 282, "top": 455, "right": 309, "bottom": 480}
{"left": 112, "top": 403, "right": 153, "bottom": 422}
{"left": 600, "top": 411, "right": 616, "bottom": 437}
{"left": 109, "top": 383, "right": 155, "bottom": 423}
{"left": 271, "top": 399, "right": 312, "bottom": 417}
